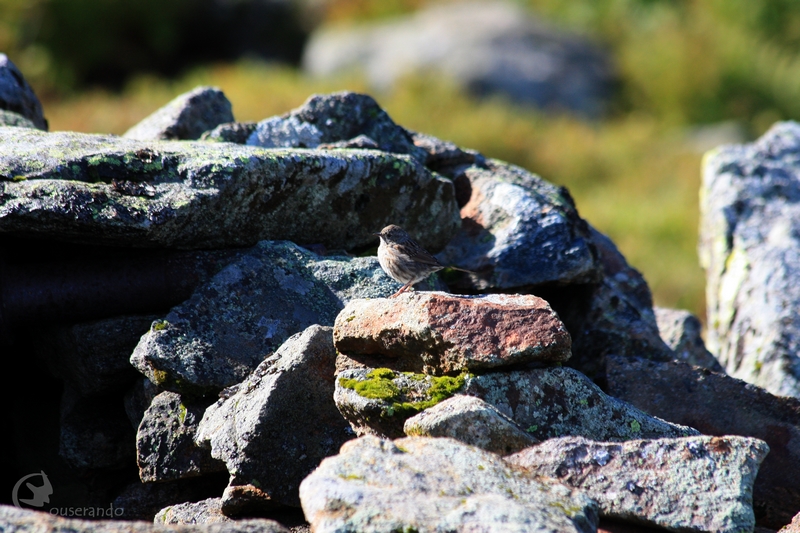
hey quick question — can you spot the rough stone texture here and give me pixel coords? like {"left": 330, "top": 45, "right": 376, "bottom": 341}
{"left": 700, "top": 121, "right": 800, "bottom": 399}
{"left": 654, "top": 307, "right": 723, "bottom": 371}
{"left": 0, "top": 505, "right": 289, "bottom": 533}
{"left": 123, "top": 86, "right": 234, "bottom": 141}
{"left": 606, "top": 356, "right": 800, "bottom": 529}
{"left": 247, "top": 92, "right": 429, "bottom": 164}
{"left": 154, "top": 498, "right": 230, "bottom": 525}
{"left": 334, "top": 292, "right": 572, "bottom": 375}
{"left": 195, "top": 325, "right": 353, "bottom": 508}
{"left": 403, "top": 394, "right": 538, "bottom": 455}
{"left": 59, "top": 385, "right": 135, "bottom": 470}
{"left": 302, "top": 2, "right": 616, "bottom": 117}
{"left": 335, "top": 365, "right": 697, "bottom": 442}
{"left": 32, "top": 315, "right": 158, "bottom": 397}
{"left": 436, "top": 159, "right": 602, "bottom": 291}
{"left": 0, "top": 108, "right": 36, "bottom": 128}
{"left": 299, "top": 436, "right": 599, "bottom": 533}
{"left": 507, "top": 435, "right": 769, "bottom": 533}
{"left": 130, "top": 241, "right": 399, "bottom": 395}
{"left": 0, "top": 126, "right": 460, "bottom": 252}
{"left": 549, "top": 226, "right": 676, "bottom": 380}
{"left": 0, "top": 53, "right": 47, "bottom": 130}
{"left": 136, "top": 391, "right": 226, "bottom": 482}
{"left": 334, "top": 367, "right": 467, "bottom": 438}
{"left": 200, "top": 122, "right": 257, "bottom": 144}
{"left": 464, "top": 366, "right": 699, "bottom": 443}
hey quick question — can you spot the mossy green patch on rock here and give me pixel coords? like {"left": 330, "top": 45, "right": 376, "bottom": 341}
{"left": 336, "top": 367, "right": 469, "bottom": 437}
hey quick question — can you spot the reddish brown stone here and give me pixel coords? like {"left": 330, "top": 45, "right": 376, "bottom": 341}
{"left": 333, "top": 292, "right": 571, "bottom": 375}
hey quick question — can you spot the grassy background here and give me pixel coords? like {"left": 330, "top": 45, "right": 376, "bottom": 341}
{"left": 8, "top": 0, "right": 800, "bottom": 321}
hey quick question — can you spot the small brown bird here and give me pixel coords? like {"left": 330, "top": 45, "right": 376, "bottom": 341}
{"left": 375, "top": 224, "right": 470, "bottom": 298}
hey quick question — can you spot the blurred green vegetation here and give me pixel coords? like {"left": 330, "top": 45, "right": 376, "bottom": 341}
{"left": 7, "top": 0, "right": 800, "bottom": 322}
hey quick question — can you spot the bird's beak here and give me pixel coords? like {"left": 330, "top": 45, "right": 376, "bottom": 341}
{"left": 372, "top": 232, "right": 381, "bottom": 237}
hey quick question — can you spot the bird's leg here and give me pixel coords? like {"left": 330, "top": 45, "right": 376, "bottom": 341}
{"left": 390, "top": 282, "right": 413, "bottom": 298}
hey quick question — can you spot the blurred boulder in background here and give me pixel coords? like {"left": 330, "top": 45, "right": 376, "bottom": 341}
{"left": 302, "top": 1, "right": 617, "bottom": 117}
{"left": 6, "top": 0, "right": 308, "bottom": 89}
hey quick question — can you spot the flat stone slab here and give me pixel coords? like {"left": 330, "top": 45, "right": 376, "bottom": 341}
{"left": 507, "top": 435, "right": 769, "bottom": 533}
{"left": 334, "top": 292, "right": 572, "bottom": 375}
{"left": 299, "top": 435, "right": 599, "bottom": 533}
{"left": 0, "top": 127, "right": 460, "bottom": 251}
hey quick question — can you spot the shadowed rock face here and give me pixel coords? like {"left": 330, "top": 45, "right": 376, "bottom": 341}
{"left": 0, "top": 54, "right": 47, "bottom": 130}
{"left": 700, "top": 121, "right": 800, "bottom": 399}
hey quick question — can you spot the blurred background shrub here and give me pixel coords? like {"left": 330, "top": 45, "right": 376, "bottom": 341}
{"left": 4, "top": 0, "right": 800, "bottom": 320}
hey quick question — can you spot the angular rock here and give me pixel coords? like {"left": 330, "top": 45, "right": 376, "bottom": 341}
{"left": 32, "top": 315, "right": 158, "bottom": 397}
{"left": 302, "top": 2, "right": 616, "bottom": 117}
{"left": 700, "top": 121, "right": 800, "bottom": 398}
{"left": 154, "top": 498, "right": 230, "bottom": 524}
{"left": 247, "top": 92, "right": 428, "bottom": 164}
{"left": 403, "top": 394, "right": 538, "bottom": 455}
{"left": 335, "top": 367, "right": 468, "bottom": 438}
{"left": 0, "top": 126, "right": 460, "bottom": 251}
{"left": 334, "top": 292, "right": 572, "bottom": 375}
{"left": 549, "top": 227, "right": 675, "bottom": 380}
{"left": 654, "top": 306, "right": 722, "bottom": 371}
{"left": 464, "top": 366, "right": 699, "bottom": 443}
{"left": 0, "top": 53, "right": 47, "bottom": 130}
{"left": 136, "top": 391, "right": 226, "bottom": 482}
{"left": 436, "top": 159, "right": 601, "bottom": 291}
{"left": 507, "top": 435, "right": 769, "bottom": 533}
{"left": 606, "top": 356, "right": 800, "bottom": 529}
{"left": 131, "top": 241, "right": 399, "bottom": 395}
{"left": 0, "top": 505, "right": 289, "bottom": 533}
{"left": 123, "top": 86, "right": 234, "bottom": 141}
{"left": 195, "top": 325, "right": 352, "bottom": 508}
{"left": 299, "top": 435, "right": 599, "bottom": 533}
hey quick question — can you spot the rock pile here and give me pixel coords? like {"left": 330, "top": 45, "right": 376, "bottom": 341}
{"left": 2, "top": 52, "right": 800, "bottom": 532}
